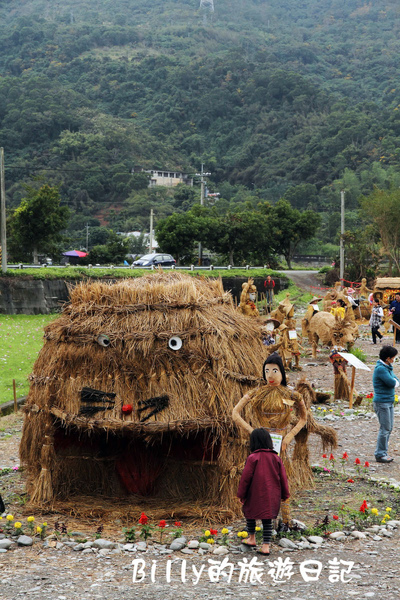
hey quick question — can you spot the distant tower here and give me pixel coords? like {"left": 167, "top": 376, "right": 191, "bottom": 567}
{"left": 200, "top": 0, "right": 214, "bottom": 25}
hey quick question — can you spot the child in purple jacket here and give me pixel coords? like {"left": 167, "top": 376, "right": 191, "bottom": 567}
{"left": 237, "top": 428, "right": 290, "bottom": 555}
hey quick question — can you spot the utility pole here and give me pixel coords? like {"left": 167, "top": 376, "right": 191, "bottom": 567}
{"left": 340, "top": 189, "right": 345, "bottom": 286}
{"left": 196, "top": 164, "right": 211, "bottom": 265}
{"left": 0, "top": 147, "right": 7, "bottom": 274}
{"left": 85, "top": 223, "right": 89, "bottom": 251}
{"left": 149, "top": 208, "right": 154, "bottom": 253}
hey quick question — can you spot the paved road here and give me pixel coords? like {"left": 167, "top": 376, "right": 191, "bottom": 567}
{"left": 279, "top": 270, "right": 325, "bottom": 293}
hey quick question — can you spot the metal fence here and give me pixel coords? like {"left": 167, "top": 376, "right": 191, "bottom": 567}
{"left": 5, "top": 264, "right": 273, "bottom": 271}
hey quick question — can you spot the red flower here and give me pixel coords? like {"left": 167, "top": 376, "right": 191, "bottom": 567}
{"left": 329, "top": 453, "right": 335, "bottom": 461}
{"left": 355, "top": 457, "right": 361, "bottom": 465}
{"left": 333, "top": 515, "right": 339, "bottom": 520}
{"left": 342, "top": 452, "right": 348, "bottom": 460}
{"left": 138, "top": 512, "right": 148, "bottom": 525}
{"left": 158, "top": 520, "right": 166, "bottom": 528}
{"left": 322, "top": 454, "right": 327, "bottom": 459}
{"left": 210, "top": 529, "right": 218, "bottom": 536}
{"left": 364, "top": 461, "right": 370, "bottom": 468}
{"left": 359, "top": 500, "right": 368, "bottom": 513}
{"left": 174, "top": 521, "right": 182, "bottom": 527}
{"left": 121, "top": 404, "right": 133, "bottom": 414}
{"left": 347, "top": 479, "right": 354, "bottom": 483}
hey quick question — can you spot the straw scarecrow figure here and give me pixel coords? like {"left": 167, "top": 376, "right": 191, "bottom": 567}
{"left": 301, "top": 296, "right": 323, "bottom": 340}
{"left": 358, "top": 278, "right": 372, "bottom": 300}
{"left": 21, "top": 272, "right": 280, "bottom": 519}
{"left": 277, "top": 322, "right": 302, "bottom": 371}
{"left": 261, "top": 318, "right": 282, "bottom": 353}
{"left": 270, "top": 294, "right": 303, "bottom": 369}
{"left": 308, "top": 311, "right": 357, "bottom": 358}
{"left": 232, "top": 353, "right": 336, "bottom": 525}
{"left": 383, "top": 307, "right": 391, "bottom": 334}
{"left": 270, "top": 293, "right": 293, "bottom": 323}
{"left": 328, "top": 348, "right": 362, "bottom": 405}
{"left": 355, "top": 278, "right": 373, "bottom": 319}
{"left": 238, "top": 278, "right": 259, "bottom": 317}
{"left": 329, "top": 348, "right": 351, "bottom": 401}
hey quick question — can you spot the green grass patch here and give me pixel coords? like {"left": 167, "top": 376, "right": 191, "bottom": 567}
{"left": 274, "top": 283, "right": 314, "bottom": 308}
{"left": 1, "top": 267, "right": 285, "bottom": 280}
{"left": 0, "top": 314, "right": 57, "bottom": 405}
{"left": 349, "top": 347, "right": 367, "bottom": 363}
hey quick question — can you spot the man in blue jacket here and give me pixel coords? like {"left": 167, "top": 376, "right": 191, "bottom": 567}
{"left": 389, "top": 292, "right": 400, "bottom": 342}
{"left": 373, "top": 345, "right": 399, "bottom": 463}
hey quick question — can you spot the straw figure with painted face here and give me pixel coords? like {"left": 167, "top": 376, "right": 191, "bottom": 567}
{"left": 302, "top": 296, "right": 323, "bottom": 339}
{"left": 238, "top": 278, "right": 259, "bottom": 317}
{"left": 232, "top": 353, "right": 337, "bottom": 524}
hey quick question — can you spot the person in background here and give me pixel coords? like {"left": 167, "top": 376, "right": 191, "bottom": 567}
{"left": 336, "top": 298, "right": 346, "bottom": 318}
{"left": 370, "top": 299, "right": 384, "bottom": 344}
{"left": 264, "top": 275, "right": 275, "bottom": 309}
{"left": 389, "top": 293, "right": 400, "bottom": 343}
{"left": 331, "top": 299, "right": 345, "bottom": 319}
{"left": 369, "top": 292, "right": 374, "bottom": 305}
{"left": 237, "top": 428, "right": 290, "bottom": 556}
{"left": 373, "top": 345, "right": 399, "bottom": 463}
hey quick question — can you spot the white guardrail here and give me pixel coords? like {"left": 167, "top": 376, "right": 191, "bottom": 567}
{"left": 6, "top": 264, "right": 269, "bottom": 271}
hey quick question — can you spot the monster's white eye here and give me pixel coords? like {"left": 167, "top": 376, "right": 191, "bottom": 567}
{"left": 168, "top": 336, "right": 182, "bottom": 350}
{"left": 97, "top": 334, "right": 111, "bottom": 347}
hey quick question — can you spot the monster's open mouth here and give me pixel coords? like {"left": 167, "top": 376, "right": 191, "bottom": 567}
{"left": 52, "top": 424, "right": 221, "bottom": 497}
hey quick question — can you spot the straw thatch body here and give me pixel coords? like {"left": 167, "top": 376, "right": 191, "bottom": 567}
{"left": 292, "top": 380, "right": 337, "bottom": 477}
{"left": 308, "top": 312, "right": 357, "bottom": 359}
{"left": 21, "top": 273, "right": 274, "bottom": 518}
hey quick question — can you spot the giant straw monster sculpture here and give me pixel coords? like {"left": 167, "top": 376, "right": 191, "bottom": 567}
{"left": 21, "top": 273, "right": 274, "bottom": 518}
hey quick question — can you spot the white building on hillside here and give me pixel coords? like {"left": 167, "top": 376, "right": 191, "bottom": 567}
{"left": 131, "top": 166, "right": 193, "bottom": 188}
{"left": 146, "top": 169, "right": 193, "bottom": 188}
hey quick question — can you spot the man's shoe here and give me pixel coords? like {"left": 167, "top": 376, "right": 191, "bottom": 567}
{"left": 376, "top": 456, "right": 394, "bottom": 463}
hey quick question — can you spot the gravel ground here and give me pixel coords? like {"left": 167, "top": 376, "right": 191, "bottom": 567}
{"left": 1, "top": 533, "right": 400, "bottom": 600}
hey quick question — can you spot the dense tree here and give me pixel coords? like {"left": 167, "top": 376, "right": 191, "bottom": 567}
{"left": 202, "top": 210, "right": 272, "bottom": 266}
{"left": 3, "top": 0, "right": 400, "bottom": 271}
{"left": 88, "top": 231, "right": 129, "bottom": 264}
{"left": 155, "top": 212, "right": 200, "bottom": 265}
{"left": 9, "top": 184, "right": 69, "bottom": 263}
{"left": 262, "top": 200, "right": 321, "bottom": 269}
{"left": 283, "top": 184, "right": 318, "bottom": 210}
{"left": 342, "top": 226, "right": 382, "bottom": 282}
{"left": 360, "top": 187, "right": 400, "bottom": 275}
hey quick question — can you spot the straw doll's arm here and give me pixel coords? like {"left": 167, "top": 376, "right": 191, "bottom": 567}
{"left": 281, "top": 394, "right": 307, "bottom": 452}
{"left": 232, "top": 390, "right": 254, "bottom": 435}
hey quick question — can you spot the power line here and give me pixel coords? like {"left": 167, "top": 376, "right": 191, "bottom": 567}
{"left": 5, "top": 165, "right": 116, "bottom": 174}
{"left": 4, "top": 165, "right": 203, "bottom": 177}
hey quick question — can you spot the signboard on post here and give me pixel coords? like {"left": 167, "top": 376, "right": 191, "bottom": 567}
{"left": 337, "top": 352, "right": 371, "bottom": 408}
{"left": 389, "top": 319, "right": 400, "bottom": 346}
{"left": 270, "top": 433, "right": 283, "bottom": 456}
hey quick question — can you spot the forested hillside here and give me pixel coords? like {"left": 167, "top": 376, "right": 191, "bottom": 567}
{"left": 1, "top": 0, "right": 400, "bottom": 256}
